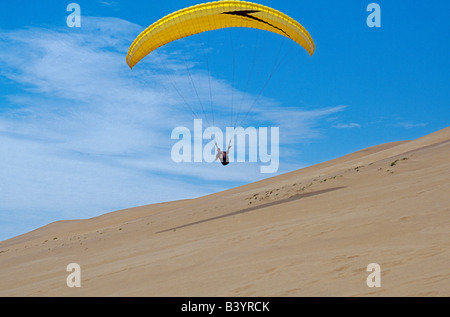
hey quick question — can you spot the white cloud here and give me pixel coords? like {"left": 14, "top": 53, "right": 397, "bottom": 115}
{"left": 98, "top": 0, "right": 119, "bottom": 7}
{"left": 394, "top": 122, "right": 428, "bottom": 129}
{"left": 332, "top": 122, "right": 361, "bottom": 129}
{"left": 0, "top": 18, "right": 206, "bottom": 239}
{"left": 257, "top": 105, "right": 348, "bottom": 142}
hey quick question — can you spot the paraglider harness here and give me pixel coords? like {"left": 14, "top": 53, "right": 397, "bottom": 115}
{"left": 221, "top": 152, "right": 229, "bottom": 166}
{"left": 216, "top": 139, "right": 232, "bottom": 166}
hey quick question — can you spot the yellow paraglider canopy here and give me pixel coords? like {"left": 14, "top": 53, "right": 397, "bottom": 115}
{"left": 126, "top": 0, "right": 315, "bottom": 69}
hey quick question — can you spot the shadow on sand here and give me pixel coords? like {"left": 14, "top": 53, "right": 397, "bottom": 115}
{"left": 157, "top": 186, "right": 346, "bottom": 233}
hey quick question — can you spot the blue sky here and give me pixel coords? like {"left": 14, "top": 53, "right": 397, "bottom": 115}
{"left": 0, "top": 0, "right": 449, "bottom": 241}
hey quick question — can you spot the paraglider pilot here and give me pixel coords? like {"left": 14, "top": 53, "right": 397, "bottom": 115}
{"left": 215, "top": 140, "right": 232, "bottom": 166}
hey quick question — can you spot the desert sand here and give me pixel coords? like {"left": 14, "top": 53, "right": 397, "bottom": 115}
{"left": 1, "top": 127, "right": 449, "bottom": 296}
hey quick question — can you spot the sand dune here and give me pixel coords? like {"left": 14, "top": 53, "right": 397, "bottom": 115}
{"left": 1, "top": 127, "right": 449, "bottom": 296}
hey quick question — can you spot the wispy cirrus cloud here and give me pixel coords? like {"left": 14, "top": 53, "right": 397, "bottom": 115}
{"left": 0, "top": 17, "right": 207, "bottom": 239}
{"left": 332, "top": 122, "right": 361, "bottom": 129}
{"left": 394, "top": 121, "right": 428, "bottom": 129}
{"left": 257, "top": 105, "right": 348, "bottom": 141}
{"left": 98, "top": 0, "right": 119, "bottom": 7}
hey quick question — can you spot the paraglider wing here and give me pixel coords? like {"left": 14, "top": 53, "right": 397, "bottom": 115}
{"left": 126, "top": 0, "right": 315, "bottom": 69}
